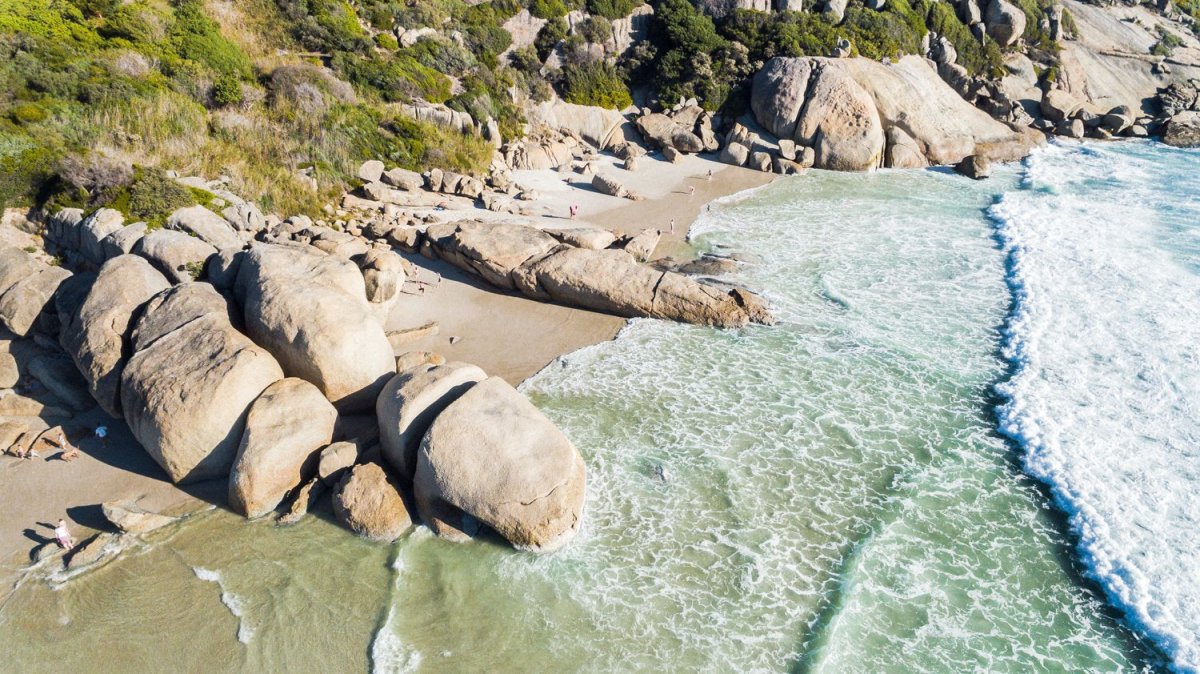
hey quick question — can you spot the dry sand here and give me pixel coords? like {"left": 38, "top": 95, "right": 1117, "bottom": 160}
{"left": 0, "top": 151, "right": 775, "bottom": 592}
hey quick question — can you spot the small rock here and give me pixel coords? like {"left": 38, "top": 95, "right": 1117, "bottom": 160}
{"left": 358, "top": 160, "right": 385, "bottom": 183}
{"left": 102, "top": 500, "right": 178, "bottom": 534}
{"left": 954, "top": 155, "right": 991, "bottom": 180}
{"left": 318, "top": 441, "right": 359, "bottom": 486}
{"left": 276, "top": 477, "right": 326, "bottom": 526}
{"left": 624, "top": 229, "right": 661, "bottom": 263}
{"left": 332, "top": 463, "right": 414, "bottom": 543}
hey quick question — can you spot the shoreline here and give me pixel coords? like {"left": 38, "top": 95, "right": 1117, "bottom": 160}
{"left": 0, "top": 153, "right": 773, "bottom": 591}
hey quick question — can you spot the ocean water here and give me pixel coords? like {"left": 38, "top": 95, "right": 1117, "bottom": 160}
{"left": 992, "top": 141, "right": 1200, "bottom": 673}
{"left": 0, "top": 141, "right": 1193, "bottom": 672}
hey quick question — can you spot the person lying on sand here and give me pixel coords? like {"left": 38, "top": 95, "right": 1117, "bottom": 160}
{"left": 53, "top": 519, "right": 74, "bottom": 549}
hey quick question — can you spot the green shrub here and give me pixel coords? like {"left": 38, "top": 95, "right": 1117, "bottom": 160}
{"left": 332, "top": 52, "right": 452, "bottom": 103}
{"left": 527, "top": 0, "right": 568, "bottom": 19}
{"left": 586, "top": 0, "right": 643, "bottom": 19}
{"left": 535, "top": 15, "right": 568, "bottom": 60}
{"left": 212, "top": 74, "right": 244, "bottom": 106}
{"left": 172, "top": 0, "right": 254, "bottom": 79}
{"left": 10, "top": 102, "right": 49, "bottom": 124}
{"left": 121, "top": 166, "right": 198, "bottom": 227}
{"left": 579, "top": 15, "right": 613, "bottom": 44}
{"left": 561, "top": 61, "right": 632, "bottom": 108}
{"left": 375, "top": 32, "right": 399, "bottom": 50}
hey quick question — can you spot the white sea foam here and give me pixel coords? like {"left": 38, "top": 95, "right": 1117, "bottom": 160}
{"left": 192, "top": 566, "right": 255, "bottom": 644}
{"left": 370, "top": 547, "right": 422, "bottom": 674}
{"left": 992, "top": 141, "right": 1200, "bottom": 672}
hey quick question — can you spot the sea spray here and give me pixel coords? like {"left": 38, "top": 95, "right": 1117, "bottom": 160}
{"left": 991, "top": 141, "right": 1200, "bottom": 672}
{"left": 193, "top": 566, "right": 255, "bottom": 644}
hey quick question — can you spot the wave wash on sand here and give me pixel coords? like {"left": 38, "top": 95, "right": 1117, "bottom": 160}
{"left": 992, "top": 141, "right": 1200, "bottom": 673}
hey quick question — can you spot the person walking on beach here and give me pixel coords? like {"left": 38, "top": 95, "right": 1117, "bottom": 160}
{"left": 94, "top": 425, "right": 108, "bottom": 449}
{"left": 706, "top": 169, "right": 713, "bottom": 181}
{"left": 53, "top": 519, "right": 74, "bottom": 549}
{"left": 670, "top": 219, "right": 676, "bottom": 233}
{"left": 569, "top": 204, "right": 579, "bottom": 219}
{"left": 688, "top": 185, "right": 696, "bottom": 198}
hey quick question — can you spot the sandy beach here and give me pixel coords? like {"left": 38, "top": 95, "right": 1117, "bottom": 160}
{"left": 0, "top": 153, "right": 775, "bottom": 593}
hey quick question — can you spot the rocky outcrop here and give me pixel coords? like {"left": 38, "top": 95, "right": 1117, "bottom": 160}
{"left": 235, "top": 244, "right": 394, "bottom": 412}
{"left": 0, "top": 247, "right": 71, "bottom": 337}
{"left": 122, "top": 283, "right": 284, "bottom": 483}
{"left": 333, "top": 462, "right": 414, "bottom": 543}
{"left": 102, "top": 500, "right": 178, "bottom": 534}
{"left": 60, "top": 255, "right": 171, "bottom": 417}
{"left": 423, "top": 221, "right": 559, "bottom": 290}
{"left": 421, "top": 222, "right": 772, "bottom": 328}
{"left": 79, "top": 209, "right": 125, "bottom": 267}
{"left": 399, "top": 100, "right": 476, "bottom": 135}
{"left": 526, "top": 99, "right": 636, "bottom": 151}
{"left": 522, "top": 247, "right": 772, "bottom": 328}
{"left": 414, "top": 377, "right": 586, "bottom": 553}
{"left": 1162, "top": 111, "right": 1200, "bottom": 148}
{"left": 376, "top": 361, "right": 487, "bottom": 480}
{"left": 167, "top": 205, "right": 241, "bottom": 250}
{"left": 135, "top": 229, "right": 218, "bottom": 284}
{"left": 751, "top": 56, "right": 1036, "bottom": 170}
{"left": 635, "top": 105, "right": 720, "bottom": 154}
{"left": 229, "top": 377, "right": 338, "bottom": 518}
{"left": 984, "top": 0, "right": 1026, "bottom": 47}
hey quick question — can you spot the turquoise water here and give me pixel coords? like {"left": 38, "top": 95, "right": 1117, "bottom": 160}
{"left": 3, "top": 143, "right": 1194, "bottom": 672}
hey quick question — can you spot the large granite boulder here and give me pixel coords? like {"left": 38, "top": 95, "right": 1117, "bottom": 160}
{"left": 985, "top": 0, "right": 1026, "bottom": 48}
{"left": 229, "top": 377, "right": 338, "bottom": 518}
{"left": 525, "top": 99, "right": 634, "bottom": 151}
{"left": 135, "top": 229, "right": 218, "bottom": 284}
{"left": 60, "top": 255, "right": 171, "bottom": 417}
{"left": 79, "top": 209, "right": 125, "bottom": 267}
{"left": 100, "top": 223, "right": 148, "bottom": 260}
{"left": 0, "top": 248, "right": 71, "bottom": 336}
{"left": 751, "top": 56, "right": 1035, "bottom": 170}
{"left": 333, "top": 462, "right": 414, "bottom": 542}
{"left": 751, "top": 57, "right": 815, "bottom": 140}
{"left": 44, "top": 208, "right": 85, "bottom": 254}
{"left": 423, "top": 222, "right": 559, "bottom": 290}
{"left": 414, "top": 377, "right": 586, "bottom": 553}
{"left": 520, "top": 247, "right": 772, "bottom": 328}
{"left": 122, "top": 283, "right": 284, "bottom": 483}
{"left": 1162, "top": 111, "right": 1200, "bottom": 148}
{"left": 235, "top": 244, "right": 394, "bottom": 412}
{"left": 358, "top": 246, "right": 406, "bottom": 322}
{"left": 167, "top": 205, "right": 241, "bottom": 249}
{"left": 376, "top": 361, "right": 487, "bottom": 480}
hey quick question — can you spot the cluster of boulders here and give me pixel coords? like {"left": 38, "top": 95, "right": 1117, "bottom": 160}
{"left": 0, "top": 221, "right": 590, "bottom": 552}
{"left": 634, "top": 101, "right": 721, "bottom": 157}
{"left": 1036, "top": 88, "right": 1153, "bottom": 140}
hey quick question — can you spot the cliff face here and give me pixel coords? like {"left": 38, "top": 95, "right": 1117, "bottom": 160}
{"left": 1054, "top": 0, "right": 1200, "bottom": 113}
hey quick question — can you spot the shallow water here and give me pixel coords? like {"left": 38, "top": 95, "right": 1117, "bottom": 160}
{"left": 1, "top": 144, "right": 1191, "bottom": 672}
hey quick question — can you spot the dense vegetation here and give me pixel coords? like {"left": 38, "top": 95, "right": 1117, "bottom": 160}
{"left": 0, "top": 0, "right": 494, "bottom": 218}
{"left": 1, "top": 0, "right": 1065, "bottom": 218}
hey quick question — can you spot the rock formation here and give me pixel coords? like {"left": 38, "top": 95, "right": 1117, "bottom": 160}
{"left": 333, "top": 462, "right": 414, "bottom": 543}
{"left": 121, "top": 283, "right": 284, "bottom": 483}
{"left": 60, "top": 255, "right": 171, "bottom": 417}
{"left": 377, "top": 362, "right": 487, "bottom": 480}
{"left": 414, "top": 377, "right": 587, "bottom": 553}
{"left": 751, "top": 56, "right": 1038, "bottom": 170}
{"left": 235, "top": 244, "right": 394, "bottom": 412}
{"left": 229, "top": 377, "right": 338, "bottom": 518}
